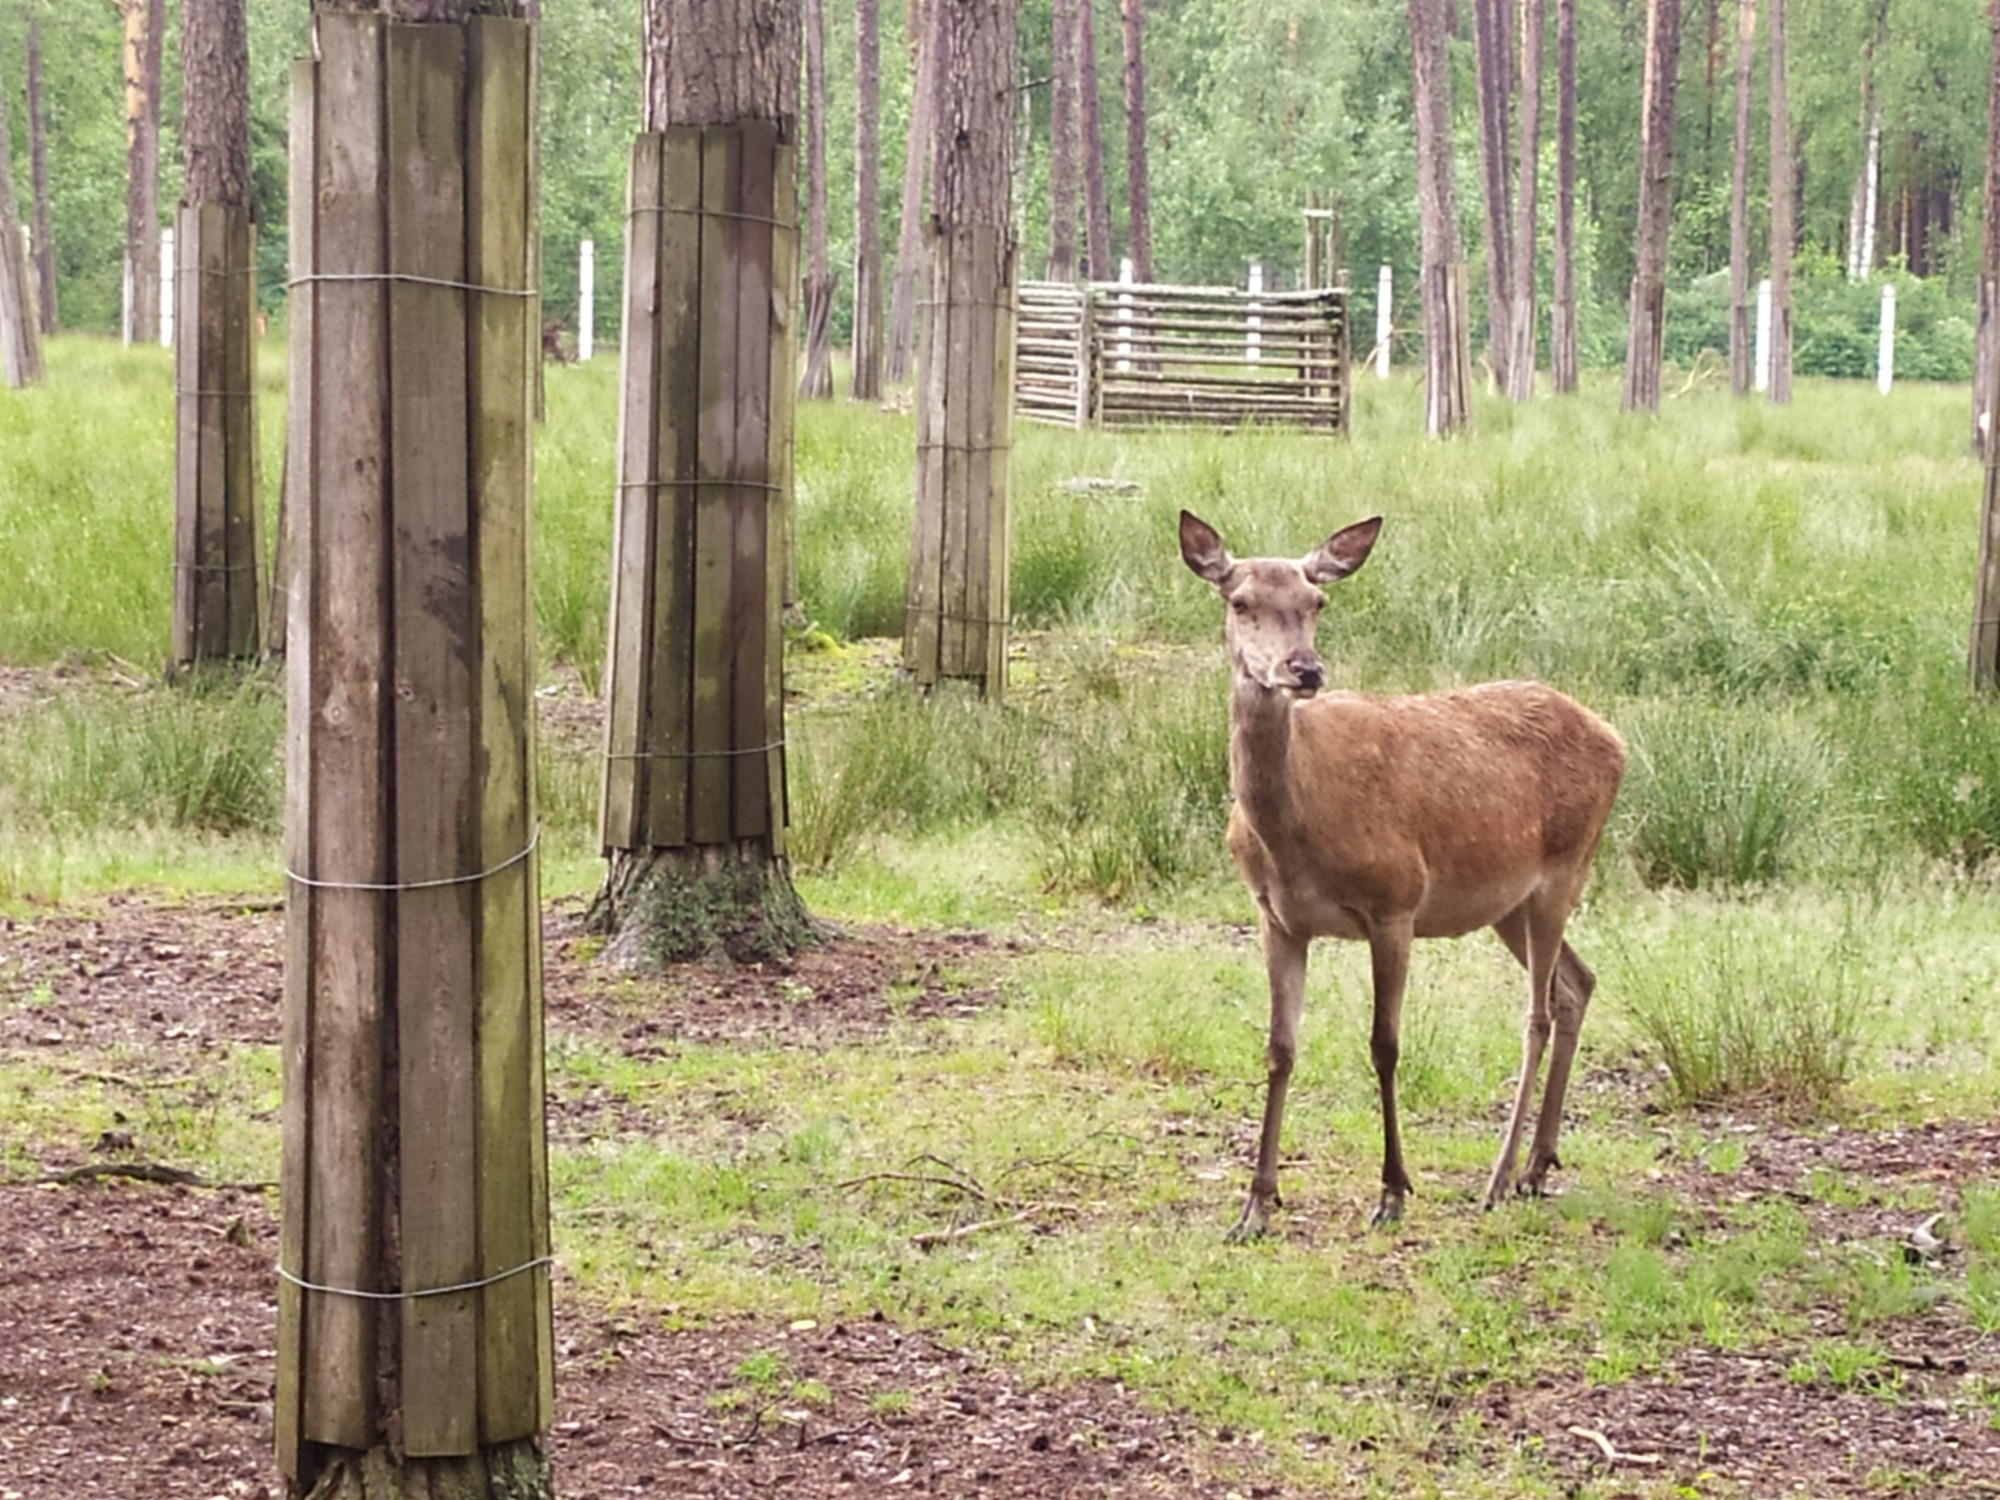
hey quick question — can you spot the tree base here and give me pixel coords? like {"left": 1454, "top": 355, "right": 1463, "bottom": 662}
{"left": 585, "top": 840, "right": 817, "bottom": 969}
{"left": 297, "top": 1440, "right": 550, "bottom": 1500}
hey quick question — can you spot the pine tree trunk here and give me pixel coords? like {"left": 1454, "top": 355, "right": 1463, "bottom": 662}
{"left": 1766, "top": 0, "right": 1792, "bottom": 404}
{"left": 597, "top": 0, "right": 813, "bottom": 966}
{"left": 1621, "top": 0, "right": 1682, "bottom": 415}
{"left": 1727, "top": 0, "right": 1755, "bottom": 396}
{"left": 26, "top": 19, "right": 56, "bottom": 335}
{"left": 1076, "top": 0, "right": 1112, "bottom": 279}
{"left": 851, "top": 0, "right": 884, "bottom": 399}
{"left": 0, "top": 36, "right": 44, "bottom": 387}
{"left": 1505, "top": 0, "right": 1544, "bottom": 401}
{"left": 1472, "top": 0, "right": 1515, "bottom": 392}
{"left": 1551, "top": 0, "right": 1578, "bottom": 392}
{"left": 123, "top": 0, "right": 165, "bottom": 345}
{"left": 1120, "top": 0, "right": 1152, "bottom": 284}
{"left": 1047, "top": 0, "right": 1081, "bottom": 280}
{"left": 800, "top": 0, "right": 835, "bottom": 399}
{"left": 1977, "top": 0, "right": 2000, "bottom": 453}
{"left": 885, "top": 0, "right": 940, "bottom": 383}
{"left": 1410, "top": 0, "right": 1471, "bottom": 436}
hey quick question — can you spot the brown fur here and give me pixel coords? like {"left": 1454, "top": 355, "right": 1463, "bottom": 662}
{"left": 1181, "top": 512, "right": 1625, "bottom": 1236}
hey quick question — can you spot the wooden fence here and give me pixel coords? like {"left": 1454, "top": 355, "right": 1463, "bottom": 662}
{"left": 1016, "top": 277, "right": 1349, "bottom": 435}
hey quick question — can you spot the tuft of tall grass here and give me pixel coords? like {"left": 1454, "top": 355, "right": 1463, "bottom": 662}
{"left": 0, "top": 676, "right": 283, "bottom": 835}
{"left": 1869, "top": 667, "right": 2000, "bottom": 871}
{"left": 1620, "top": 926, "right": 1867, "bottom": 1108}
{"left": 1615, "top": 700, "right": 1832, "bottom": 890}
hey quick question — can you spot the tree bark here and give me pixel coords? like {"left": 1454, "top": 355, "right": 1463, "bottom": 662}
{"left": 1411, "top": 0, "right": 1470, "bottom": 435}
{"left": 596, "top": 0, "right": 814, "bottom": 965}
{"left": 183, "top": 0, "right": 252, "bottom": 206}
{"left": 885, "top": 0, "right": 941, "bottom": 383}
{"left": 1076, "top": 0, "right": 1112, "bottom": 278}
{"left": 26, "top": 19, "right": 55, "bottom": 335}
{"left": 123, "top": 0, "right": 166, "bottom": 345}
{"left": 1621, "top": 0, "right": 1682, "bottom": 415}
{"left": 1978, "top": 0, "right": 2000, "bottom": 452}
{"left": 1727, "top": 0, "right": 1755, "bottom": 396}
{"left": 0, "top": 32, "right": 44, "bottom": 387}
{"left": 1551, "top": 0, "right": 1578, "bottom": 392}
{"left": 1471, "top": 0, "right": 1515, "bottom": 391}
{"left": 851, "top": 0, "right": 884, "bottom": 398}
{"left": 1120, "top": 0, "right": 1151, "bottom": 284}
{"left": 1505, "top": 0, "right": 1543, "bottom": 401}
{"left": 1047, "top": 0, "right": 1080, "bottom": 280}
{"left": 1766, "top": 0, "right": 1791, "bottom": 405}
{"left": 800, "top": 0, "right": 835, "bottom": 398}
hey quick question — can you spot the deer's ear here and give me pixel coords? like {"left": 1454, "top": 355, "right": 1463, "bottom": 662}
{"left": 1303, "top": 516, "right": 1383, "bottom": 583}
{"left": 1179, "top": 510, "right": 1234, "bottom": 585}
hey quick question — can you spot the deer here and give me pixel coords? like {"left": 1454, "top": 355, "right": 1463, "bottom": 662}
{"left": 1179, "top": 511, "right": 1625, "bottom": 1238}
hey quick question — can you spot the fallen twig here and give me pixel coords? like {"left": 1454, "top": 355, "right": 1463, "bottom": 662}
{"left": 911, "top": 1204, "right": 1070, "bottom": 1249}
{"left": 1567, "top": 1425, "right": 1662, "bottom": 1467}
{"left": 31, "top": 1163, "right": 275, "bottom": 1192}
{"left": 835, "top": 1170, "right": 1000, "bottom": 1205}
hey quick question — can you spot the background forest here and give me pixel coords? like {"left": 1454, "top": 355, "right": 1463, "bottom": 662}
{"left": 0, "top": 0, "right": 1987, "bottom": 381}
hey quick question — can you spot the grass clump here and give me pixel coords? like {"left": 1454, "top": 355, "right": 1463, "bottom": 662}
{"left": 1872, "top": 668, "right": 2000, "bottom": 870}
{"left": 1617, "top": 700, "right": 1831, "bottom": 889}
{"left": 1621, "top": 925, "right": 1867, "bottom": 1109}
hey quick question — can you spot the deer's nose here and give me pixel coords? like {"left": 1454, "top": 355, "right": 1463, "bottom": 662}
{"left": 1290, "top": 657, "right": 1325, "bottom": 692}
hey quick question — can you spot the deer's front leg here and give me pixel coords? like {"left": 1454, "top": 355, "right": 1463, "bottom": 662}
{"left": 1228, "top": 916, "right": 1308, "bottom": 1243}
{"left": 1367, "top": 916, "right": 1416, "bottom": 1229}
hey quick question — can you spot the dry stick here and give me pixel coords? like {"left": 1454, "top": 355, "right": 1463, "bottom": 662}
{"left": 1566, "top": 1426, "right": 1662, "bottom": 1466}
{"left": 34, "top": 1162, "right": 276, "bottom": 1191}
{"left": 834, "top": 1170, "right": 1002, "bottom": 1205}
{"left": 910, "top": 1205, "right": 1066, "bottom": 1248}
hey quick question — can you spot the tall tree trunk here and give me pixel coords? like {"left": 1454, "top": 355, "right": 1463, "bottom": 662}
{"left": 1046, "top": 0, "right": 1080, "bottom": 279}
{"left": 1621, "top": 0, "right": 1682, "bottom": 415}
{"left": 594, "top": 0, "right": 814, "bottom": 965}
{"left": 1505, "top": 0, "right": 1544, "bottom": 401}
{"left": 0, "top": 33, "right": 44, "bottom": 388}
{"left": 800, "top": 0, "right": 835, "bottom": 398}
{"left": 851, "top": 0, "right": 884, "bottom": 398}
{"left": 1411, "top": 0, "right": 1471, "bottom": 435}
{"left": 904, "top": 0, "right": 1015, "bottom": 694}
{"left": 885, "top": 0, "right": 940, "bottom": 383}
{"left": 1766, "top": 0, "right": 1792, "bottom": 404}
{"left": 1979, "top": 0, "right": 2000, "bottom": 453}
{"left": 1727, "top": 0, "right": 1755, "bottom": 396}
{"left": 1076, "top": 0, "right": 1112, "bottom": 278}
{"left": 1551, "top": 0, "right": 1577, "bottom": 392}
{"left": 26, "top": 19, "right": 55, "bottom": 335}
{"left": 280, "top": 5, "right": 552, "bottom": 1499}
{"left": 1120, "top": 0, "right": 1152, "bottom": 283}
{"left": 123, "top": 0, "right": 165, "bottom": 345}
{"left": 1472, "top": 0, "right": 1515, "bottom": 391}
{"left": 174, "top": 0, "right": 263, "bottom": 664}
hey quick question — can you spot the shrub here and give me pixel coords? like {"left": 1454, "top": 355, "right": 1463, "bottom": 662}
{"left": 1875, "top": 669, "right": 2000, "bottom": 870}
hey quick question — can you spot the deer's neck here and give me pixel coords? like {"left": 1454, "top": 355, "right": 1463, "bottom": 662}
{"left": 1229, "top": 680, "right": 1303, "bottom": 837}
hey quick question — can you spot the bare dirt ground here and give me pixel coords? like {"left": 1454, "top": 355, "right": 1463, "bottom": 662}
{"left": 6, "top": 895, "right": 2000, "bottom": 1497}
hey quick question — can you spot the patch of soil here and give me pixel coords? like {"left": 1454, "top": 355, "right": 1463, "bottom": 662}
{"left": 0, "top": 1179, "right": 1265, "bottom": 1499}
{"left": 1462, "top": 1342, "right": 2000, "bottom": 1494}
{"left": 2, "top": 899, "right": 1014, "bottom": 1079}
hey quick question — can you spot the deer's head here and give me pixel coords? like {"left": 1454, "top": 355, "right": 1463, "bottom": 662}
{"left": 1179, "top": 511, "right": 1382, "bottom": 696}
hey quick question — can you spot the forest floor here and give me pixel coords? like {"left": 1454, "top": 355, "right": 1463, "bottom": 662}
{"left": 5, "top": 891, "right": 2000, "bottom": 1497}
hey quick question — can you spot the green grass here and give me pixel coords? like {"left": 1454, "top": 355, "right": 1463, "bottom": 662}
{"left": 8, "top": 341, "right": 2000, "bottom": 1495}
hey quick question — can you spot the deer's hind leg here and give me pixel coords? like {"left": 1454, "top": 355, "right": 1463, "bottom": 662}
{"left": 1483, "top": 899, "right": 1564, "bottom": 1209}
{"left": 1522, "top": 925, "right": 1597, "bottom": 1197}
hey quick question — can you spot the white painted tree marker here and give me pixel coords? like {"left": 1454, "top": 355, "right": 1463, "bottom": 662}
{"left": 1247, "top": 260, "right": 1264, "bottom": 364}
{"left": 1755, "top": 278, "right": 1772, "bottom": 394}
{"left": 1375, "top": 264, "right": 1392, "bottom": 378}
{"left": 1877, "top": 283, "right": 1895, "bottom": 395}
{"left": 578, "top": 238, "right": 595, "bottom": 362}
{"left": 159, "top": 226, "right": 175, "bottom": 349}
{"left": 1116, "top": 256, "right": 1134, "bottom": 373}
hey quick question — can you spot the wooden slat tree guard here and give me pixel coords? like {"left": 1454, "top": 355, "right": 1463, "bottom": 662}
{"left": 172, "top": 202, "right": 262, "bottom": 664}
{"left": 1014, "top": 277, "right": 1348, "bottom": 435}
{"left": 905, "top": 223, "right": 1015, "bottom": 694}
{"left": 598, "top": 124, "right": 793, "bottom": 862}
{"left": 279, "top": 13, "right": 552, "bottom": 1491}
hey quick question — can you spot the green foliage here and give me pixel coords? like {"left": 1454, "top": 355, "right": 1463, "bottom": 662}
{"left": 1869, "top": 667, "right": 2000, "bottom": 871}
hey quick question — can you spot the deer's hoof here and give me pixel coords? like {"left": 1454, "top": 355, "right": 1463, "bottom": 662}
{"left": 1225, "top": 1191, "right": 1277, "bottom": 1243}
{"left": 1368, "top": 1191, "right": 1405, "bottom": 1230}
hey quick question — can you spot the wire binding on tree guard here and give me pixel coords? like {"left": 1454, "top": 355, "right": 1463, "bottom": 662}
{"left": 604, "top": 740, "right": 786, "bottom": 762}
{"left": 286, "top": 273, "right": 537, "bottom": 298}
{"left": 286, "top": 826, "right": 541, "bottom": 893}
{"left": 903, "top": 604, "right": 1013, "bottom": 628}
{"left": 174, "top": 387, "right": 257, "bottom": 399}
{"left": 172, "top": 560, "right": 260, "bottom": 573}
{"left": 277, "top": 1254, "right": 552, "bottom": 1302}
{"left": 615, "top": 478, "right": 783, "bottom": 492}
{"left": 623, "top": 206, "right": 799, "bottom": 233}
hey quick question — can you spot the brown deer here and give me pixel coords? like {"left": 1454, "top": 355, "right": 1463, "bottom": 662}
{"left": 1179, "top": 511, "right": 1625, "bottom": 1237}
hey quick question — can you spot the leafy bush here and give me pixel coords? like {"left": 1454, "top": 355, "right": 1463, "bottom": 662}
{"left": 1663, "top": 265, "right": 1973, "bottom": 382}
{"left": 1616, "top": 701, "right": 1830, "bottom": 890}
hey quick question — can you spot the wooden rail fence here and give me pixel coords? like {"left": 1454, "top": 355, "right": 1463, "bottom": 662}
{"left": 1016, "top": 277, "right": 1349, "bottom": 434}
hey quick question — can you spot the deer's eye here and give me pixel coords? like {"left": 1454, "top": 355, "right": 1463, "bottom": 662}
{"left": 1311, "top": 598, "right": 1324, "bottom": 613}
{"left": 1231, "top": 599, "right": 1248, "bottom": 615}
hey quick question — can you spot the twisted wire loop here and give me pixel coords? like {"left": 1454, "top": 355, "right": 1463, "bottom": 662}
{"left": 277, "top": 1255, "right": 552, "bottom": 1302}
{"left": 287, "top": 273, "right": 537, "bottom": 299}
{"left": 604, "top": 740, "right": 785, "bottom": 763}
{"left": 285, "top": 827, "right": 540, "bottom": 893}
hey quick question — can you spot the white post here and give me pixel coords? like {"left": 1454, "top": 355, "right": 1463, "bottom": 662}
{"left": 122, "top": 254, "right": 134, "bottom": 347}
{"left": 1374, "top": 263, "right": 1393, "bottom": 378}
{"left": 1754, "top": 277, "right": 1772, "bottom": 394}
{"left": 1247, "top": 260, "right": 1265, "bottom": 364}
{"left": 577, "top": 238, "right": 595, "bottom": 363}
{"left": 159, "top": 225, "right": 175, "bottom": 349}
{"left": 1116, "top": 256, "right": 1133, "bottom": 373}
{"left": 1877, "top": 282, "right": 1895, "bottom": 396}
